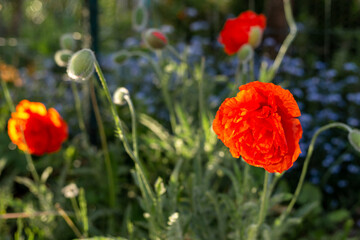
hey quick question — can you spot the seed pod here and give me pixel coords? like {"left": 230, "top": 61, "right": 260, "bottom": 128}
{"left": 143, "top": 28, "right": 168, "bottom": 50}
{"left": 67, "top": 49, "right": 95, "bottom": 81}
{"left": 54, "top": 49, "right": 73, "bottom": 67}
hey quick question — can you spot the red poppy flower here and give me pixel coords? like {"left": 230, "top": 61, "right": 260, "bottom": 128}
{"left": 213, "top": 81, "right": 302, "bottom": 173}
{"left": 8, "top": 100, "right": 68, "bottom": 156}
{"left": 219, "top": 10, "right": 266, "bottom": 55}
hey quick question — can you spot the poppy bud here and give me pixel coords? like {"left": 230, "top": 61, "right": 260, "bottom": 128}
{"left": 132, "top": 1, "right": 148, "bottom": 32}
{"left": 143, "top": 29, "right": 168, "bottom": 50}
{"left": 248, "top": 26, "right": 263, "bottom": 48}
{"left": 67, "top": 49, "right": 95, "bottom": 81}
{"left": 237, "top": 44, "right": 254, "bottom": 63}
{"left": 61, "top": 183, "right": 79, "bottom": 198}
{"left": 60, "top": 33, "right": 76, "bottom": 51}
{"left": 348, "top": 129, "right": 360, "bottom": 152}
{"left": 54, "top": 49, "right": 73, "bottom": 67}
{"left": 113, "top": 50, "right": 130, "bottom": 65}
{"left": 113, "top": 87, "right": 129, "bottom": 106}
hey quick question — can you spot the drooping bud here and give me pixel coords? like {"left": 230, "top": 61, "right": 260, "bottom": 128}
{"left": 54, "top": 49, "right": 73, "bottom": 67}
{"left": 248, "top": 26, "right": 263, "bottom": 48}
{"left": 60, "top": 33, "right": 76, "bottom": 51}
{"left": 237, "top": 44, "right": 254, "bottom": 63}
{"left": 143, "top": 29, "right": 168, "bottom": 50}
{"left": 112, "top": 50, "right": 130, "bottom": 65}
{"left": 132, "top": 0, "right": 148, "bottom": 32}
{"left": 113, "top": 87, "right": 130, "bottom": 106}
{"left": 67, "top": 49, "right": 95, "bottom": 81}
{"left": 61, "top": 183, "right": 79, "bottom": 198}
{"left": 348, "top": 129, "right": 360, "bottom": 152}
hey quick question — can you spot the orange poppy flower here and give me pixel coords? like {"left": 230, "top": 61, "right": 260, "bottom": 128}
{"left": 8, "top": 100, "right": 68, "bottom": 156}
{"left": 219, "top": 10, "right": 266, "bottom": 55}
{"left": 213, "top": 81, "right": 302, "bottom": 173}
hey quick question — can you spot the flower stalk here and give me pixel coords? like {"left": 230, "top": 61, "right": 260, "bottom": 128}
{"left": 1, "top": 80, "right": 40, "bottom": 183}
{"left": 89, "top": 78, "right": 116, "bottom": 231}
{"left": 279, "top": 122, "right": 352, "bottom": 224}
{"left": 93, "top": 59, "right": 155, "bottom": 206}
{"left": 89, "top": 80, "right": 115, "bottom": 205}
{"left": 124, "top": 95, "right": 139, "bottom": 160}
{"left": 70, "top": 80, "right": 87, "bottom": 139}
{"left": 266, "top": 0, "right": 297, "bottom": 82}
{"left": 247, "top": 170, "right": 270, "bottom": 240}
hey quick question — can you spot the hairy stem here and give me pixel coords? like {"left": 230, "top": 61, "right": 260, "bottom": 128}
{"left": 70, "top": 80, "right": 87, "bottom": 139}
{"left": 93, "top": 60, "right": 155, "bottom": 205}
{"left": 280, "top": 122, "right": 352, "bottom": 223}
{"left": 89, "top": 79, "right": 116, "bottom": 230}
{"left": 124, "top": 95, "right": 139, "bottom": 160}
{"left": 1, "top": 80, "right": 40, "bottom": 183}
{"left": 266, "top": 0, "right": 297, "bottom": 82}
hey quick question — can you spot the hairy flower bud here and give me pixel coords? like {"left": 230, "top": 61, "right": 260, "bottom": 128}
{"left": 54, "top": 49, "right": 73, "bottom": 67}
{"left": 238, "top": 44, "right": 254, "bottom": 63}
{"left": 62, "top": 183, "right": 79, "bottom": 198}
{"left": 113, "top": 87, "right": 129, "bottom": 106}
{"left": 248, "top": 26, "right": 263, "bottom": 48}
{"left": 132, "top": 1, "right": 148, "bottom": 32}
{"left": 60, "top": 33, "right": 76, "bottom": 51}
{"left": 113, "top": 50, "right": 130, "bottom": 65}
{"left": 348, "top": 129, "right": 360, "bottom": 152}
{"left": 143, "top": 29, "right": 168, "bottom": 50}
{"left": 67, "top": 49, "right": 95, "bottom": 81}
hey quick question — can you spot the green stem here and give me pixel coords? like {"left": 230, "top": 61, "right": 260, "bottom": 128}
{"left": 198, "top": 57, "right": 205, "bottom": 127}
{"left": 266, "top": 0, "right": 297, "bottom": 82}
{"left": 160, "top": 74, "right": 177, "bottom": 133}
{"left": 130, "top": 51, "right": 177, "bottom": 132}
{"left": 1, "top": 80, "right": 40, "bottom": 183}
{"left": 269, "top": 173, "right": 282, "bottom": 196}
{"left": 70, "top": 80, "right": 87, "bottom": 139}
{"left": 1, "top": 80, "right": 15, "bottom": 112}
{"left": 230, "top": 61, "right": 243, "bottom": 97}
{"left": 93, "top": 60, "right": 155, "bottom": 204}
{"left": 70, "top": 197, "right": 81, "bottom": 222}
{"left": 249, "top": 57, "right": 255, "bottom": 82}
{"left": 166, "top": 45, "right": 184, "bottom": 62}
{"left": 242, "top": 161, "right": 250, "bottom": 196}
{"left": 23, "top": 144, "right": 40, "bottom": 183}
{"left": 247, "top": 170, "right": 269, "bottom": 240}
{"left": 280, "top": 122, "right": 352, "bottom": 223}
{"left": 124, "top": 95, "right": 139, "bottom": 160}
{"left": 89, "top": 80, "right": 116, "bottom": 216}
{"left": 258, "top": 171, "right": 269, "bottom": 226}
{"left": 196, "top": 57, "right": 206, "bottom": 183}
{"left": 130, "top": 51, "right": 162, "bottom": 82}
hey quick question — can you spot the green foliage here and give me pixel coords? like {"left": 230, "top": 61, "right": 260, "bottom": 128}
{"left": 1, "top": 0, "right": 360, "bottom": 239}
